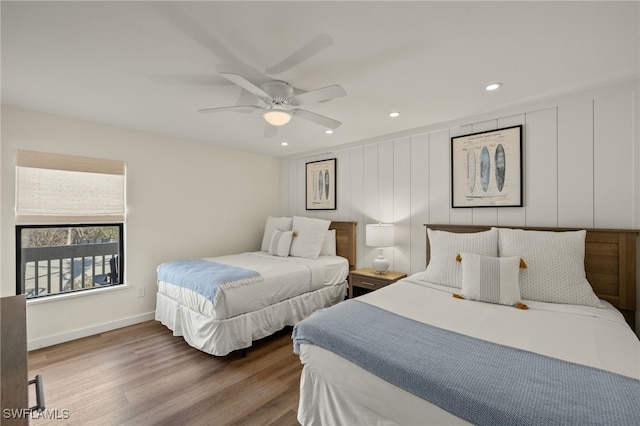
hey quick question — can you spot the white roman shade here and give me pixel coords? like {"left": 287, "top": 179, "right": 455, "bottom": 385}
{"left": 15, "top": 150, "right": 125, "bottom": 224}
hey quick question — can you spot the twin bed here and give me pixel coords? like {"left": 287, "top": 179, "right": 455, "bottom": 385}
{"left": 293, "top": 224, "right": 640, "bottom": 425}
{"left": 155, "top": 217, "right": 356, "bottom": 356}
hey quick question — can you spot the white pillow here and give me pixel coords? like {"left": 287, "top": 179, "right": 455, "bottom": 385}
{"left": 261, "top": 216, "right": 293, "bottom": 252}
{"left": 268, "top": 230, "right": 293, "bottom": 257}
{"left": 289, "top": 216, "right": 331, "bottom": 259}
{"left": 497, "top": 228, "right": 603, "bottom": 308}
{"left": 424, "top": 228, "right": 498, "bottom": 288}
{"left": 459, "top": 252, "right": 522, "bottom": 306}
{"left": 320, "top": 229, "right": 337, "bottom": 256}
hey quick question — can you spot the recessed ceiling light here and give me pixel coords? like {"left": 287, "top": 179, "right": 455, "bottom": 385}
{"left": 389, "top": 111, "right": 400, "bottom": 118}
{"left": 325, "top": 130, "right": 334, "bottom": 135}
{"left": 485, "top": 82, "right": 502, "bottom": 91}
{"left": 280, "top": 141, "right": 288, "bottom": 146}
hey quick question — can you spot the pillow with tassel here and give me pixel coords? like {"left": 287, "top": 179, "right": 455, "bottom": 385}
{"left": 454, "top": 252, "right": 528, "bottom": 310}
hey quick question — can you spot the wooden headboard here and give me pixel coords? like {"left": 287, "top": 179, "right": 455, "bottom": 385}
{"left": 330, "top": 221, "right": 357, "bottom": 270}
{"left": 425, "top": 224, "right": 638, "bottom": 330}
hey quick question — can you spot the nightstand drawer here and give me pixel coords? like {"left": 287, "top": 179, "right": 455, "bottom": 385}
{"left": 350, "top": 274, "right": 389, "bottom": 291}
{"left": 348, "top": 268, "right": 407, "bottom": 298}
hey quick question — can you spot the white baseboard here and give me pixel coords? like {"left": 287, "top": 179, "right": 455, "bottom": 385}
{"left": 27, "top": 311, "right": 156, "bottom": 351}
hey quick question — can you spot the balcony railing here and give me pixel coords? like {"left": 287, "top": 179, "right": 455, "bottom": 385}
{"left": 20, "top": 241, "right": 120, "bottom": 298}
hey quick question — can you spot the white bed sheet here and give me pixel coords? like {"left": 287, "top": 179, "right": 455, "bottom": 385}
{"left": 297, "top": 273, "right": 640, "bottom": 425}
{"left": 157, "top": 252, "right": 348, "bottom": 320}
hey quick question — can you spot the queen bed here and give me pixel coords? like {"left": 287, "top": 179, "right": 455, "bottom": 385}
{"left": 293, "top": 224, "right": 640, "bottom": 425}
{"left": 155, "top": 217, "right": 356, "bottom": 356}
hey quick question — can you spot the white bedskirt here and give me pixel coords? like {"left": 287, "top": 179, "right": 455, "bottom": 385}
{"left": 156, "top": 282, "right": 346, "bottom": 356}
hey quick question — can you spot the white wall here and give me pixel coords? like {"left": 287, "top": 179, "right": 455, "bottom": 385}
{"left": 1, "top": 107, "right": 279, "bottom": 349}
{"left": 279, "top": 80, "right": 640, "bottom": 330}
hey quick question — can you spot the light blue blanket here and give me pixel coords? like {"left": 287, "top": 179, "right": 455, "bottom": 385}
{"left": 157, "top": 259, "right": 262, "bottom": 302}
{"left": 293, "top": 299, "right": 640, "bottom": 426}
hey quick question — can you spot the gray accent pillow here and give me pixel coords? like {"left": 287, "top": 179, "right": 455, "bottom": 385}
{"left": 268, "top": 230, "right": 294, "bottom": 257}
{"left": 459, "top": 252, "right": 522, "bottom": 306}
{"left": 261, "top": 216, "right": 293, "bottom": 252}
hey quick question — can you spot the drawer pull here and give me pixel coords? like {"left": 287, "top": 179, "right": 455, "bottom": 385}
{"left": 361, "top": 281, "right": 377, "bottom": 287}
{"left": 29, "top": 374, "right": 45, "bottom": 412}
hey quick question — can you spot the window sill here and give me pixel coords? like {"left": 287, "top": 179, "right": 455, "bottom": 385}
{"left": 26, "top": 284, "right": 131, "bottom": 305}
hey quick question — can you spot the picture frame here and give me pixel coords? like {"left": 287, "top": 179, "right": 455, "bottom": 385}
{"left": 306, "top": 158, "right": 337, "bottom": 210}
{"left": 451, "top": 125, "right": 523, "bottom": 208}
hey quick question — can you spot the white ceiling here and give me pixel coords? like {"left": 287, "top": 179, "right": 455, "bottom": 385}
{"left": 2, "top": 1, "right": 639, "bottom": 157}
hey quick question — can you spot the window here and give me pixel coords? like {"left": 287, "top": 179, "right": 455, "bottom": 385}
{"left": 15, "top": 150, "right": 125, "bottom": 299}
{"left": 17, "top": 224, "right": 124, "bottom": 298}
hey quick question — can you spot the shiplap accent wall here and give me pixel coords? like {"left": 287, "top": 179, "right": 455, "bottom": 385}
{"left": 279, "top": 81, "right": 639, "bottom": 276}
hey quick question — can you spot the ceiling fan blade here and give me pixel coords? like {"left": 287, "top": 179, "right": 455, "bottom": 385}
{"left": 220, "top": 73, "right": 270, "bottom": 99}
{"left": 235, "top": 89, "right": 258, "bottom": 106}
{"left": 264, "top": 123, "right": 278, "bottom": 138}
{"left": 154, "top": 4, "right": 262, "bottom": 73}
{"left": 147, "top": 73, "right": 232, "bottom": 87}
{"left": 292, "top": 85, "right": 347, "bottom": 105}
{"left": 198, "top": 105, "right": 261, "bottom": 114}
{"left": 153, "top": 3, "right": 270, "bottom": 89}
{"left": 217, "top": 63, "right": 269, "bottom": 88}
{"left": 291, "top": 109, "right": 342, "bottom": 129}
{"left": 265, "top": 34, "right": 333, "bottom": 75}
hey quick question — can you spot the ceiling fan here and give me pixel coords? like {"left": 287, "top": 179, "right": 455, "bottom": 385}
{"left": 152, "top": 4, "right": 344, "bottom": 134}
{"left": 198, "top": 73, "right": 346, "bottom": 131}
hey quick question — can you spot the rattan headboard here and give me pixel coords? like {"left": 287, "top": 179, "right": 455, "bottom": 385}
{"left": 330, "top": 221, "right": 357, "bottom": 270}
{"left": 425, "top": 224, "right": 638, "bottom": 331}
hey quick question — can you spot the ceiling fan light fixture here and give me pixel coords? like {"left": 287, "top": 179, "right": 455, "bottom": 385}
{"left": 263, "top": 109, "right": 291, "bottom": 126}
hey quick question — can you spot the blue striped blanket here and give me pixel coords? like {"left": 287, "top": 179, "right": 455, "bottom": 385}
{"left": 157, "top": 259, "right": 262, "bottom": 302}
{"left": 293, "top": 299, "right": 640, "bottom": 426}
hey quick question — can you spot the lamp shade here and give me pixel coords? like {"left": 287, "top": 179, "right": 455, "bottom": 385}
{"left": 366, "top": 223, "right": 394, "bottom": 247}
{"left": 263, "top": 109, "right": 291, "bottom": 126}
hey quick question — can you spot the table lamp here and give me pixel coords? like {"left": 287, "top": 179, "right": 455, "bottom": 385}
{"left": 366, "top": 223, "right": 394, "bottom": 274}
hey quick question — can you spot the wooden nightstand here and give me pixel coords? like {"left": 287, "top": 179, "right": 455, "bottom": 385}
{"left": 348, "top": 268, "right": 407, "bottom": 298}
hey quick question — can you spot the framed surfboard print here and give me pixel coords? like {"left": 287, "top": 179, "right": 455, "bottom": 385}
{"left": 451, "top": 125, "right": 523, "bottom": 208}
{"left": 306, "top": 158, "right": 337, "bottom": 210}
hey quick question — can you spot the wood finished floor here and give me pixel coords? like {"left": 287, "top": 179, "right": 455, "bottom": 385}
{"left": 27, "top": 321, "right": 302, "bottom": 426}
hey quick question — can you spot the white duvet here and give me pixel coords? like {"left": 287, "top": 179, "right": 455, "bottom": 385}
{"left": 297, "top": 273, "right": 640, "bottom": 425}
{"left": 157, "top": 251, "right": 348, "bottom": 320}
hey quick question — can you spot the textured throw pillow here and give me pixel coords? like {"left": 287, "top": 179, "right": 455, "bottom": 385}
{"left": 289, "top": 216, "right": 331, "bottom": 259}
{"left": 497, "top": 228, "right": 603, "bottom": 308}
{"left": 261, "top": 216, "right": 293, "bottom": 252}
{"left": 458, "top": 252, "right": 523, "bottom": 307}
{"left": 320, "top": 229, "right": 337, "bottom": 256}
{"left": 424, "top": 228, "right": 498, "bottom": 288}
{"left": 268, "top": 230, "right": 294, "bottom": 257}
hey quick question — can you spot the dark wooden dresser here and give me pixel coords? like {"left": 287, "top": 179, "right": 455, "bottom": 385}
{"left": 1, "top": 295, "right": 28, "bottom": 425}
